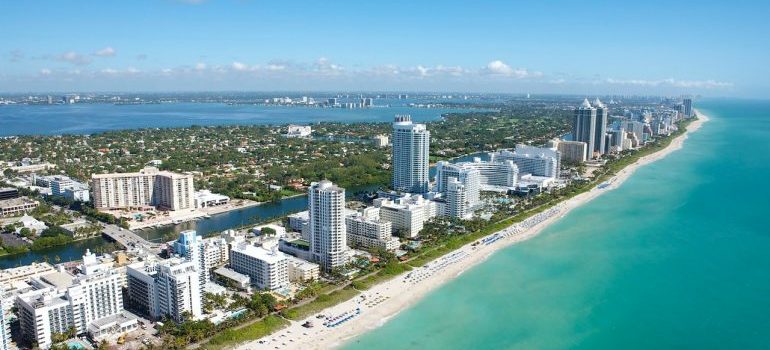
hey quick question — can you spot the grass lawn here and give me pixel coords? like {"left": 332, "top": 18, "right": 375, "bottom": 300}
{"left": 200, "top": 315, "right": 289, "bottom": 350}
{"left": 281, "top": 286, "right": 360, "bottom": 321}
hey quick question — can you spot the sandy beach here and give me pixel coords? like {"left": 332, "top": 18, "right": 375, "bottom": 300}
{"left": 236, "top": 112, "right": 710, "bottom": 350}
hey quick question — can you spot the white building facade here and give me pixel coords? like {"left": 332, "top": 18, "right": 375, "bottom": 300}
{"left": 230, "top": 244, "right": 289, "bottom": 291}
{"left": 391, "top": 115, "right": 430, "bottom": 194}
{"left": 126, "top": 258, "right": 202, "bottom": 323}
{"left": 91, "top": 167, "right": 194, "bottom": 211}
{"left": 308, "top": 181, "right": 348, "bottom": 272}
{"left": 490, "top": 145, "right": 561, "bottom": 179}
{"left": 374, "top": 194, "right": 437, "bottom": 238}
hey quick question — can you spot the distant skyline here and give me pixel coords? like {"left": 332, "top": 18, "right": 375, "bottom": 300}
{"left": 1, "top": 0, "right": 768, "bottom": 97}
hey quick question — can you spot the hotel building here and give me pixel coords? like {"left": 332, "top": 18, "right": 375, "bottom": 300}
{"left": 229, "top": 243, "right": 289, "bottom": 291}
{"left": 126, "top": 258, "right": 202, "bottom": 323}
{"left": 345, "top": 208, "right": 400, "bottom": 252}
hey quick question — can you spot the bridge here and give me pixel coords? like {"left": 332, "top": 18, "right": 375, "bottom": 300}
{"left": 102, "top": 225, "right": 163, "bottom": 253}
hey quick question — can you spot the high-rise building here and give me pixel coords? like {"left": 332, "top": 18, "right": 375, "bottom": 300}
{"left": 549, "top": 140, "right": 588, "bottom": 164}
{"left": 434, "top": 162, "right": 480, "bottom": 209}
{"left": 0, "top": 287, "right": 11, "bottom": 350}
{"left": 308, "top": 181, "right": 348, "bottom": 272}
{"left": 391, "top": 115, "right": 430, "bottom": 194}
{"left": 126, "top": 258, "right": 202, "bottom": 323}
{"left": 573, "top": 99, "right": 597, "bottom": 157}
{"left": 490, "top": 145, "right": 561, "bottom": 179}
{"left": 683, "top": 98, "right": 693, "bottom": 117}
{"left": 592, "top": 98, "right": 608, "bottom": 155}
{"left": 173, "top": 230, "right": 207, "bottom": 287}
{"left": 230, "top": 243, "right": 289, "bottom": 291}
{"left": 91, "top": 167, "right": 194, "bottom": 211}
{"left": 445, "top": 177, "right": 472, "bottom": 219}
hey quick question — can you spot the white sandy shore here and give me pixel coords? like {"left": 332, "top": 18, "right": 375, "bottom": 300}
{"left": 236, "top": 112, "right": 709, "bottom": 350}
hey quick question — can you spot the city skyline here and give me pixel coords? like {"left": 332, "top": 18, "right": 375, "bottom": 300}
{"left": 2, "top": 1, "right": 768, "bottom": 97}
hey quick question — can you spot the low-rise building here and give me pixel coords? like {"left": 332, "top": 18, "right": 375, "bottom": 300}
{"left": 286, "top": 256, "right": 320, "bottom": 283}
{"left": 229, "top": 243, "right": 289, "bottom": 291}
{"left": 373, "top": 135, "right": 389, "bottom": 147}
{"left": 345, "top": 208, "right": 400, "bottom": 252}
{"left": 213, "top": 267, "right": 251, "bottom": 291}
{"left": 374, "top": 194, "right": 437, "bottom": 238}
{"left": 285, "top": 125, "right": 312, "bottom": 138}
{"left": 0, "top": 197, "right": 39, "bottom": 217}
{"left": 193, "top": 190, "right": 230, "bottom": 208}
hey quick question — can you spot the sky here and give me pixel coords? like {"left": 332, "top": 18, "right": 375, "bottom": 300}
{"left": 1, "top": 0, "right": 768, "bottom": 97}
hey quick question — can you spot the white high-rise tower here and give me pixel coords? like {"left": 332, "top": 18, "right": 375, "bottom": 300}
{"left": 392, "top": 115, "right": 430, "bottom": 194}
{"left": 309, "top": 181, "right": 348, "bottom": 272}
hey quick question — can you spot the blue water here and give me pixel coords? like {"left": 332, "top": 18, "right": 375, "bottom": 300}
{"left": 0, "top": 102, "right": 484, "bottom": 136}
{"left": 344, "top": 99, "right": 770, "bottom": 349}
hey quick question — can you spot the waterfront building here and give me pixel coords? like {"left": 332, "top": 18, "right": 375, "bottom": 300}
{"left": 683, "top": 98, "right": 693, "bottom": 117}
{"left": 126, "top": 258, "right": 202, "bottom": 323}
{"left": 573, "top": 98, "right": 597, "bottom": 157}
{"left": 490, "top": 145, "right": 561, "bottom": 179}
{"left": 91, "top": 167, "right": 194, "bottom": 211}
{"left": 345, "top": 208, "right": 400, "bottom": 252}
{"left": 549, "top": 140, "right": 588, "bottom": 164}
{"left": 193, "top": 190, "right": 230, "bottom": 208}
{"left": 308, "top": 181, "right": 348, "bottom": 272}
{"left": 593, "top": 98, "right": 609, "bottom": 155}
{"left": 374, "top": 194, "right": 437, "bottom": 238}
{"left": 286, "top": 256, "right": 320, "bottom": 283}
{"left": 229, "top": 243, "right": 289, "bottom": 291}
{"left": 391, "top": 115, "right": 430, "bottom": 194}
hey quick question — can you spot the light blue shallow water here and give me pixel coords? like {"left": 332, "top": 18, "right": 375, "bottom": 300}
{"left": 344, "top": 99, "right": 770, "bottom": 349}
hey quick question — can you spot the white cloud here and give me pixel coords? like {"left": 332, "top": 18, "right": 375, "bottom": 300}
{"left": 482, "top": 60, "right": 542, "bottom": 78}
{"left": 101, "top": 68, "right": 118, "bottom": 75}
{"left": 231, "top": 61, "right": 250, "bottom": 72}
{"left": 94, "top": 47, "right": 116, "bottom": 57}
{"left": 126, "top": 67, "right": 140, "bottom": 74}
{"left": 39, "top": 68, "right": 51, "bottom": 76}
{"left": 58, "top": 51, "right": 92, "bottom": 65}
{"left": 195, "top": 62, "right": 207, "bottom": 71}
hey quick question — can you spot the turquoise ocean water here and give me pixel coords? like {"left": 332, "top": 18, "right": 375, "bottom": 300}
{"left": 344, "top": 99, "right": 770, "bottom": 349}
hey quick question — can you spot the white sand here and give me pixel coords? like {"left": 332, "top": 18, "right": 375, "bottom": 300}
{"left": 235, "top": 112, "right": 709, "bottom": 350}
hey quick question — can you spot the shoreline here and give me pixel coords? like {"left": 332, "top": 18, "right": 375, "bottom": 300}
{"left": 235, "top": 112, "right": 709, "bottom": 350}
